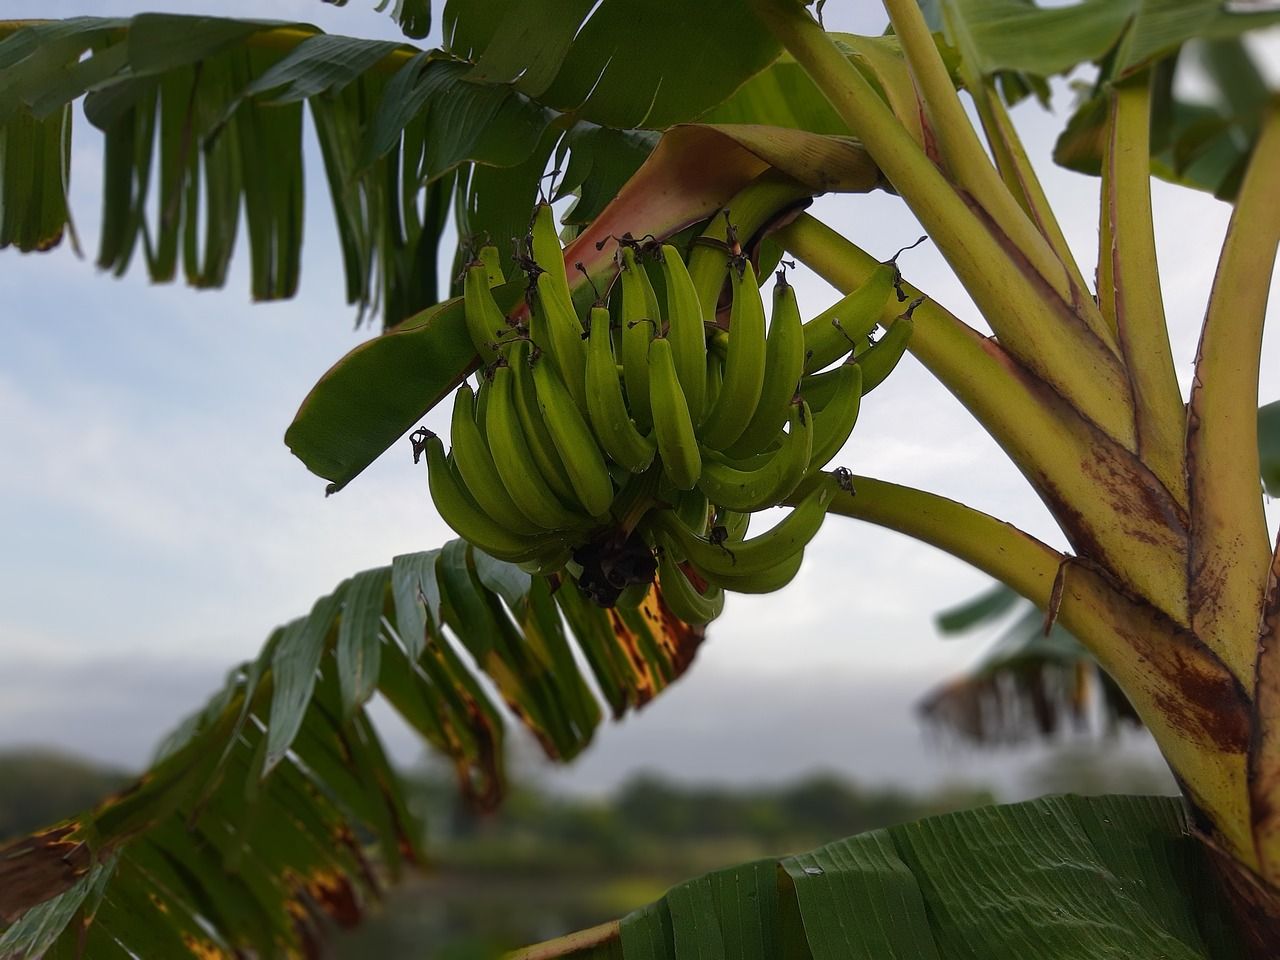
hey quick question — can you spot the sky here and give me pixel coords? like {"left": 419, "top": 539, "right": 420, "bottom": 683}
{"left": 1, "top": 1, "right": 1277, "bottom": 798}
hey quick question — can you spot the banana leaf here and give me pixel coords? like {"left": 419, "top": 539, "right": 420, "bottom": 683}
{"left": 514, "top": 794, "right": 1244, "bottom": 960}
{"left": 0, "top": 543, "right": 703, "bottom": 957}
{"left": 0, "top": 2, "right": 789, "bottom": 327}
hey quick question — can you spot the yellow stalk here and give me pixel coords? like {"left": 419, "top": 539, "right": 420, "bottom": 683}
{"left": 752, "top": 0, "right": 1136, "bottom": 448}
{"left": 1186, "top": 100, "right": 1280, "bottom": 690}
{"left": 505, "top": 921, "right": 621, "bottom": 960}
{"left": 974, "top": 90, "right": 1111, "bottom": 345}
{"left": 777, "top": 213, "right": 1188, "bottom": 623}
{"left": 881, "top": 0, "right": 1079, "bottom": 311}
{"left": 1101, "top": 72, "right": 1188, "bottom": 506}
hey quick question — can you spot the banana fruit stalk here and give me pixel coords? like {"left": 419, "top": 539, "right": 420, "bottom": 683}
{"left": 419, "top": 204, "right": 914, "bottom": 624}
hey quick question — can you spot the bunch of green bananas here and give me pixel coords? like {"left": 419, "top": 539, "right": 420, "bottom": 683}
{"left": 414, "top": 204, "right": 918, "bottom": 624}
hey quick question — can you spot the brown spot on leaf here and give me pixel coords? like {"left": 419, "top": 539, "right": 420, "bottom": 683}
{"left": 0, "top": 824, "right": 91, "bottom": 922}
{"left": 304, "top": 868, "right": 362, "bottom": 928}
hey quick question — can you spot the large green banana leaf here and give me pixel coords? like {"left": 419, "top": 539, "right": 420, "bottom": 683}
{"left": 0, "top": 542, "right": 702, "bottom": 958}
{"left": 515, "top": 794, "right": 1244, "bottom": 959}
{"left": 0, "top": 3, "right": 785, "bottom": 327}
{"left": 921, "top": 402, "right": 1280, "bottom": 743}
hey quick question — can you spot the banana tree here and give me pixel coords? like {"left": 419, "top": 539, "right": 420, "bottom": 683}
{"left": 3, "top": 0, "right": 1280, "bottom": 956}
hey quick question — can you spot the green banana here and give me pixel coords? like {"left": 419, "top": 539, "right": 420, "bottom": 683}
{"left": 478, "top": 244, "right": 505, "bottom": 287}
{"left": 653, "top": 482, "right": 833, "bottom": 579}
{"left": 449, "top": 384, "right": 541, "bottom": 535}
{"left": 804, "top": 361, "right": 862, "bottom": 476}
{"left": 698, "top": 400, "right": 813, "bottom": 512}
{"left": 485, "top": 362, "right": 588, "bottom": 531}
{"left": 420, "top": 431, "right": 560, "bottom": 562}
{"left": 657, "top": 545, "right": 725, "bottom": 625}
{"left": 648, "top": 336, "right": 702, "bottom": 491}
{"left": 463, "top": 261, "right": 507, "bottom": 363}
{"left": 585, "top": 305, "right": 657, "bottom": 473}
{"left": 530, "top": 348, "right": 615, "bottom": 518}
{"left": 659, "top": 244, "right": 707, "bottom": 421}
{"left": 707, "top": 547, "right": 805, "bottom": 594}
{"left": 618, "top": 247, "right": 657, "bottom": 432}
{"left": 855, "top": 316, "right": 914, "bottom": 393}
{"left": 509, "top": 339, "right": 580, "bottom": 505}
{"left": 530, "top": 202, "right": 573, "bottom": 312}
{"left": 727, "top": 271, "right": 805, "bottom": 458}
{"left": 531, "top": 270, "right": 589, "bottom": 411}
{"left": 802, "top": 261, "right": 897, "bottom": 374}
{"left": 698, "top": 260, "right": 766, "bottom": 450}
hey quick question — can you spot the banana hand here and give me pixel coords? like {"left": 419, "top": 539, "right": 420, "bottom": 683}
{"left": 657, "top": 545, "right": 725, "bottom": 625}
{"left": 418, "top": 430, "right": 566, "bottom": 563}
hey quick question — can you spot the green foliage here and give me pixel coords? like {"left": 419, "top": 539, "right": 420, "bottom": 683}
{"left": 550, "top": 795, "right": 1244, "bottom": 960}
{"left": 0, "top": 544, "right": 701, "bottom": 958}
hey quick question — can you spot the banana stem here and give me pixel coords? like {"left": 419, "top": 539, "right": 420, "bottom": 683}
{"left": 1101, "top": 71, "right": 1187, "bottom": 505}
{"left": 1185, "top": 99, "right": 1280, "bottom": 689}
{"left": 880, "top": 0, "right": 1076, "bottom": 307}
{"left": 963, "top": 76, "right": 1104, "bottom": 341}
{"left": 751, "top": 0, "right": 1136, "bottom": 448}
{"left": 504, "top": 921, "right": 621, "bottom": 960}
{"left": 794, "top": 473, "right": 1062, "bottom": 606}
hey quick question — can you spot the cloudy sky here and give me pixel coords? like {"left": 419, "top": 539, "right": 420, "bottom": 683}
{"left": 1, "top": 2, "right": 1276, "bottom": 797}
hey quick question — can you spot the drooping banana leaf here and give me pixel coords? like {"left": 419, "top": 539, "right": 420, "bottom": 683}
{"left": 0, "top": 3, "right": 788, "bottom": 327}
{"left": 513, "top": 793, "right": 1244, "bottom": 960}
{"left": 920, "top": 584, "right": 1141, "bottom": 744}
{"left": 0, "top": 543, "right": 703, "bottom": 958}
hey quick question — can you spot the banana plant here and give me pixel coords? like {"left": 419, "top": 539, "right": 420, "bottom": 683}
{"left": 4, "top": 0, "right": 1280, "bottom": 956}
